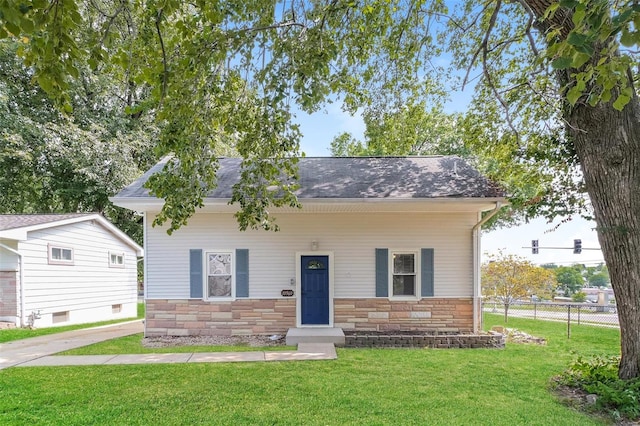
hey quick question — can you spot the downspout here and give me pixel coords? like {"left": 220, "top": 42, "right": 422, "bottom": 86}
{"left": 142, "top": 212, "right": 148, "bottom": 337}
{"left": 471, "top": 202, "right": 503, "bottom": 333}
{"left": 0, "top": 242, "right": 24, "bottom": 327}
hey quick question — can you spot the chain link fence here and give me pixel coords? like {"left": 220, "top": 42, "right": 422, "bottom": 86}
{"left": 482, "top": 301, "right": 619, "bottom": 338}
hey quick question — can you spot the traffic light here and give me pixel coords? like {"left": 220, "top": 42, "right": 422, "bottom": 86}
{"left": 532, "top": 240, "right": 539, "bottom": 254}
{"left": 573, "top": 239, "right": 582, "bottom": 254}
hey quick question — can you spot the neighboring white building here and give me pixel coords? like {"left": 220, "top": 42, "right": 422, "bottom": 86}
{"left": 0, "top": 214, "right": 143, "bottom": 328}
{"left": 112, "top": 156, "right": 505, "bottom": 337}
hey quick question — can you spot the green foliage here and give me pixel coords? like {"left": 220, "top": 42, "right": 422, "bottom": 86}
{"left": 555, "top": 266, "right": 585, "bottom": 296}
{"left": 572, "top": 291, "right": 587, "bottom": 302}
{"left": 545, "top": 0, "right": 640, "bottom": 110}
{"left": 0, "top": 39, "right": 156, "bottom": 243}
{"left": 557, "top": 355, "right": 640, "bottom": 420}
{"left": 589, "top": 270, "right": 611, "bottom": 287}
{"left": 330, "top": 103, "right": 470, "bottom": 157}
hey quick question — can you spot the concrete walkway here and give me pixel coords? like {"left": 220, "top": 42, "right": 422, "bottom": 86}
{"left": 0, "top": 321, "right": 336, "bottom": 370}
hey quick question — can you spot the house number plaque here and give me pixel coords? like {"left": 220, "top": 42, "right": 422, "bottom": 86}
{"left": 281, "top": 289, "right": 294, "bottom": 297}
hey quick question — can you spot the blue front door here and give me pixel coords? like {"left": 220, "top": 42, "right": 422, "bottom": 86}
{"left": 301, "top": 255, "right": 329, "bottom": 325}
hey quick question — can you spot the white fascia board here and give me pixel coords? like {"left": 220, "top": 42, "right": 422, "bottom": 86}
{"left": 0, "top": 229, "right": 27, "bottom": 241}
{"left": 113, "top": 196, "right": 507, "bottom": 215}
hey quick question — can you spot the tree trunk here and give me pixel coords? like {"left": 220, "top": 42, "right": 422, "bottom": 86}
{"left": 568, "top": 98, "right": 640, "bottom": 380}
{"left": 524, "top": 0, "right": 640, "bottom": 380}
{"left": 504, "top": 303, "right": 509, "bottom": 323}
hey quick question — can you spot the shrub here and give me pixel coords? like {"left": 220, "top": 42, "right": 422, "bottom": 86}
{"left": 571, "top": 291, "right": 587, "bottom": 303}
{"left": 556, "top": 355, "right": 640, "bottom": 420}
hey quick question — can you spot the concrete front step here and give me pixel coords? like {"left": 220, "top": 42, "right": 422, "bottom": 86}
{"left": 286, "top": 327, "right": 345, "bottom": 346}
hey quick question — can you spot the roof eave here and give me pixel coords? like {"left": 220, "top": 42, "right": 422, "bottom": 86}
{"left": 111, "top": 196, "right": 507, "bottom": 214}
{"left": 0, "top": 213, "right": 143, "bottom": 256}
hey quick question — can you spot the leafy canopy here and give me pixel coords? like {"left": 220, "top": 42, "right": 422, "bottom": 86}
{"left": 1, "top": 1, "right": 638, "bottom": 232}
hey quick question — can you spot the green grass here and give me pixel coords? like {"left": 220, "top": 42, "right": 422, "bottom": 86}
{"left": 0, "top": 303, "right": 145, "bottom": 343}
{"left": 0, "top": 314, "right": 620, "bottom": 425}
{"left": 60, "top": 333, "right": 296, "bottom": 354}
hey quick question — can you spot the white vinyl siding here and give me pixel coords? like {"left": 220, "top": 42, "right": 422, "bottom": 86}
{"left": 146, "top": 212, "right": 475, "bottom": 299}
{"left": 17, "top": 220, "right": 138, "bottom": 327}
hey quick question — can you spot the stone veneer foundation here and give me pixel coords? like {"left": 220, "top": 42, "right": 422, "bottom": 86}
{"left": 0, "top": 271, "right": 17, "bottom": 319}
{"left": 145, "top": 299, "right": 297, "bottom": 336}
{"left": 334, "top": 298, "right": 474, "bottom": 333}
{"left": 145, "top": 297, "right": 476, "bottom": 336}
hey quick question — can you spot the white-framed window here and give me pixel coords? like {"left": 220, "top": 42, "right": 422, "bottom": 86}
{"left": 48, "top": 244, "right": 74, "bottom": 265}
{"left": 109, "top": 252, "right": 125, "bottom": 268}
{"left": 205, "top": 251, "right": 234, "bottom": 299}
{"left": 390, "top": 251, "right": 419, "bottom": 298}
{"left": 52, "top": 311, "right": 69, "bottom": 323}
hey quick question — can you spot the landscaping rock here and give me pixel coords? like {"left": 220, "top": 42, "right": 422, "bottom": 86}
{"left": 142, "top": 335, "right": 286, "bottom": 348}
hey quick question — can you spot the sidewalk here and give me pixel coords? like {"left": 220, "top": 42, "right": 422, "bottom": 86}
{"left": 0, "top": 320, "right": 144, "bottom": 370}
{"left": 1, "top": 321, "right": 336, "bottom": 370}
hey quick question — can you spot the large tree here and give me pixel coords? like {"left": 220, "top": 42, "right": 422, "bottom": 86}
{"left": 0, "top": 38, "right": 157, "bottom": 242}
{"left": 1, "top": 0, "right": 638, "bottom": 379}
{"left": 482, "top": 252, "right": 556, "bottom": 322}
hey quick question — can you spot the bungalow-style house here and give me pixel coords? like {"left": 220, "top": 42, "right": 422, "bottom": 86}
{"left": 0, "top": 214, "right": 143, "bottom": 328}
{"left": 112, "top": 156, "right": 505, "bottom": 338}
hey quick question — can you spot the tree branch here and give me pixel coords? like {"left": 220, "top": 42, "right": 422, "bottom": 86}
{"left": 155, "top": 9, "right": 168, "bottom": 101}
{"left": 480, "top": 0, "right": 519, "bottom": 138}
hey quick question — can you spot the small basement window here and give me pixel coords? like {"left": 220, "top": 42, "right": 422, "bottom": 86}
{"left": 52, "top": 311, "right": 69, "bottom": 324}
{"left": 109, "top": 252, "right": 125, "bottom": 268}
{"left": 48, "top": 245, "right": 74, "bottom": 265}
{"left": 112, "top": 304, "right": 122, "bottom": 314}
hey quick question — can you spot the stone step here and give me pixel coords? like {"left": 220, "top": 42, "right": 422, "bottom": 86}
{"left": 286, "top": 327, "right": 345, "bottom": 346}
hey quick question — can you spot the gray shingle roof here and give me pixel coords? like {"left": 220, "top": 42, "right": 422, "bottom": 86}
{"left": 0, "top": 214, "right": 93, "bottom": 231}
{"left": 115, "top": 156, "right": 505, "bottom": 200}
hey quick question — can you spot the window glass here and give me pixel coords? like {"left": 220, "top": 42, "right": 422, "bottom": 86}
{"left": 207, "top": 253, "right": 232, "bottom": 298}
{"left": 109, "top": 253, "right": 124, "bottom": 267}
{"left": 49, "top": 246, "right": 73, "bottom": 264}
{"left": 392, "top": 253, "right": 416, "bottom": 296}
{"left": 306, "top": 260, "right": 325, "bottom": 270}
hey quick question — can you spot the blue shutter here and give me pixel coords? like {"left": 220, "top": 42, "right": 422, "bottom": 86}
{"left": 421, "top": 248, "right": 434, "bottom": 297}
{"left": 375, "top": 248, "right": 389, "bottom": 297}
{"left": 189, "top": 249, "right": 203, "bottom": 298}
{"left": 236, "top": 249, "right": 249, "bottom": 297}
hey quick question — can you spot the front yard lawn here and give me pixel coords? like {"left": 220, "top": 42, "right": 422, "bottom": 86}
{"left": 0, "top": 314, "right": 619, "bottom": 425}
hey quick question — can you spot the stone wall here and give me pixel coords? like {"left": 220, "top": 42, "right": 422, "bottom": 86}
{"left": 145, "top": 299, "right": 296, "bottom": 336}
{"left": 344, "top": 331, "right": 505, "bottom": 349}
{"left": 335, "top": 298, "right": 474, "bottom": 333}
{"left": 146, "top": 297, "right": 476, "bottom": 337}
{"left": 0, "top": 271, "right": 17, "bottom": 318}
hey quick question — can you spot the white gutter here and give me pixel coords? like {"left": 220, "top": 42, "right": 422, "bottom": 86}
{"left": 142, "top": 212, "right": 148, "bottom": 337}
{"left": 471, "top": 202, "right": 504, "bottom": 333}
{"left": 0, "top": 242, "right": 25, "bottom": 327}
